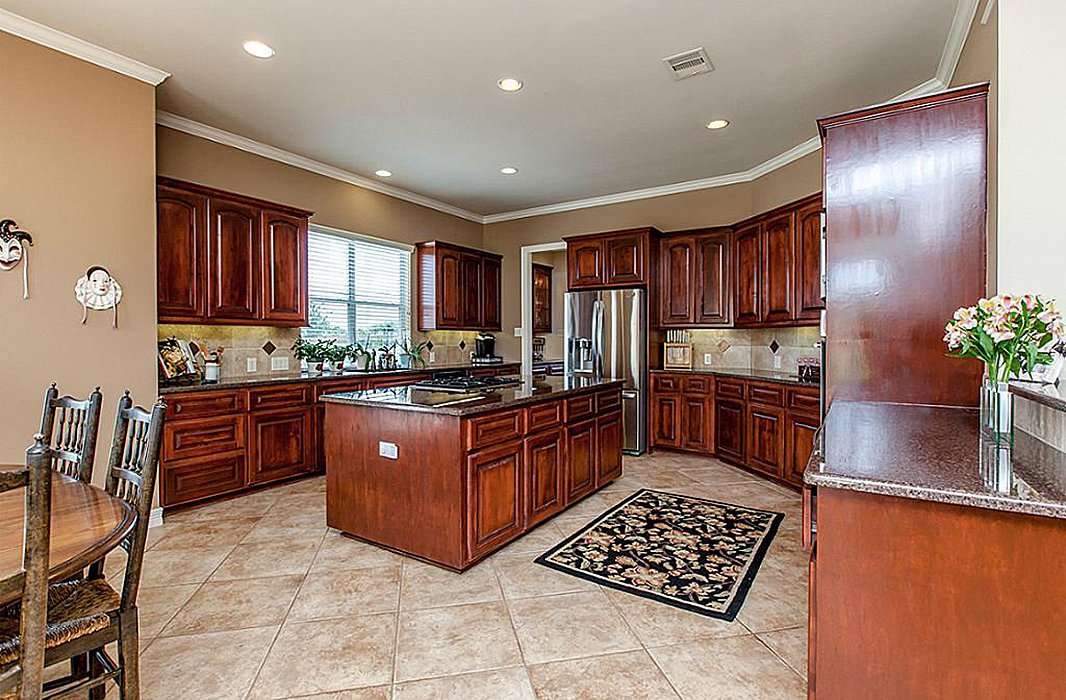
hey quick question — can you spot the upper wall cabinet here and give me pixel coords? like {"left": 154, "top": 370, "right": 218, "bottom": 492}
{"left": 565, "top": 228, "right": 657, "bottom": 289}
{"left": 657, "top": 228, "right": 732, "bottom": 328}
{"left": 157, "top": 177, "right": 313, "bottom": 326}
{"left": 532, "top": 263, "right": 553, "bottom": 334}
{"left": 417, "top": 241, "right": 503, "bottom": 331}
{"left": 733, "top": 223, "right": 762, "bottom": 326}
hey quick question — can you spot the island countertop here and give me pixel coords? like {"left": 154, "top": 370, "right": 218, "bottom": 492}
{"left": 805, "top": 401, "right": 1066, "bottom": 520}
{"left": 320, "top": 375, "right": 625, "bottom": 416}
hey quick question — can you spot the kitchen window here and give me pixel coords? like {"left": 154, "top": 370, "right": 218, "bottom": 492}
{"left": 302, "top": 226, "right": 412, "bottom": 348}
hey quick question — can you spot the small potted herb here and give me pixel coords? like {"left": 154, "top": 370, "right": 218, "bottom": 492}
{"left": 345, "top": 342, "right": 372, "bottom": 371}
{"left": 292, "top": 338, "right": 343, "bottom": 374}
{"left": 400, "top": 338, "right": 431, "bottom": 369}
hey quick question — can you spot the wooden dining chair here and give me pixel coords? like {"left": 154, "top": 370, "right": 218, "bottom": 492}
{"left": 0, "top": 394, "right": 165, "bottom": 700}
{"left": 39, "top": 384, "right": 103, "bottom": 484}
{"left": 0, "top": 436, "right": 54, "bottom": 700}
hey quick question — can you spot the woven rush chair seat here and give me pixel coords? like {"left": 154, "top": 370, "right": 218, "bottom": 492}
{"left": 0, "top": 580, "right": 119, "bottom": 666}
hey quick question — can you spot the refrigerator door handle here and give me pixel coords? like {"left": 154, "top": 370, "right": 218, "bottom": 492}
{"left": 591, "top": 298, "right": 604, "bottom": 378}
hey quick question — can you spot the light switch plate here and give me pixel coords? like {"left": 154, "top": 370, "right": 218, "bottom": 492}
{"left": 703, "top": 353, "right": 713, "bottom": 365}
{"left": 513, "top": 327, "right": 523, "bottom": 337}
{"left": 246, "top": 357, "right": 257, "bottom": 373}
{"left": 271, "top": 356, "right": 289, "bottom": 371}
{"left": 378, "top": 441, "right": 398, "bottom": 460}
{"left": 773, "top": 355, "right": 782, "bottom": 369}
{"left": 428, "top": 351, "right": 436, "bottom": 362}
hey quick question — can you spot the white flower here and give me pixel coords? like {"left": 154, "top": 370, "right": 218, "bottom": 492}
{"left": 984, "top": 317, "right": 1016, "bottom": 343}
{"left": 953, "top": 306, "right": 978, "bottom": 330}
{"left": 1053, "top": 318, "right": 1066, "bottom": 342}
{"left": 977, "top": 297, "right": 995, "bottom": 313}
{"left": 1038, "top": 298, "right": 1060, "bottom": 325}
{"left": 943, "top": 322, "right": 965, "bottom": 350}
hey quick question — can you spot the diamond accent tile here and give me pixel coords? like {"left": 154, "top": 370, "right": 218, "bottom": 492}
{"left": 769, "top": 339, "right": 780, "bottom": 354}
{"left": 459, "top": 340, "right": 467, "bottom": 350}
{"left": 426, "top": 340, "right": 434, "bottom": 351}
{"left": 716, "top": 340, "right": 730, "bottom": 353}
{"left": 262, "top": 341, "right": 277, "bottom": 356}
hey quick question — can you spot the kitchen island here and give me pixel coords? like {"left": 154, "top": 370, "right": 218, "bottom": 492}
{"left": 321, "top": 375, "right": 624, "bottom": 570}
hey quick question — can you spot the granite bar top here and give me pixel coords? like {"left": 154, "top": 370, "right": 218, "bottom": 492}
{"left": 320, "top": 375, "right": 625, "bottom": 417}
{"left": 159, "top": 362, "right": 521, "bottom": 395}
{"left": 650, "top": 367, "right": 819, "bottom": 388}
{"left": 805, "top": 401, "right": 1066, "bottom": 520}
{"left": 1010, "top": 381, "right": 1066, "bottom": 413}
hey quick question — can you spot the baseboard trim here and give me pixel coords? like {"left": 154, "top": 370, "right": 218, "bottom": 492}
{"left": 148, "top": 506, "right": 164, "bottom": 528}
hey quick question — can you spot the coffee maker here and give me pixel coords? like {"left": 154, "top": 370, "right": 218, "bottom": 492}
{"left": 472, "top": 332, "right": 502, "bottom": 365}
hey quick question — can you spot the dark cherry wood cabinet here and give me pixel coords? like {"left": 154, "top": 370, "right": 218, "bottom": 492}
{"left": 651, "top": 393, "right": 680, "bottom": 448}
{"left": 760, "top": 213, "right": 795, "bottom": 324}
{"left": 714, "top": 398, "right": 746, "bottom": 465}
{"left": 733, "top": 224, "right": 762, "bottom": 326}
{"left": 525, "top": 427, "right": 566, "bottom": 527}
{"left": 596, "top": 412, "right": 623, "bottom": 484}
{"left": 658, "top": 237, "right": 695, "bottom": 326}
{"left": 532, "top": 263, "right": 553, "bottom": 334}
{"left": 695, "top": 232, "right": 732, "bottom": 326}
{"left": 248, "top": 406, "right": 313, "bottom": 485}
{"left": 417, "top": 241, "right": 503, "bottom": 331}
{"left": 157, "top": 186, "right": 207, "bottom": 321}
{"left": 657, "top": 229, "right": 732, "bottom": 328}
{"left": 157, "top": 178, "right": 312, "bottom": 326}
{"left": 160, "top": 451, "right": 246, "bottom": 509}
{"left": 794, "top": 198, "right": 824, "bottom": 322}
{"left": 785, "top": 412, "right": 819, "bottom": 485}
{"left": 565, "top": 418, "right": 597, "bottom": 502}
{"left": 651, "top": 373, "right": 712, "bottom": 454}
{"left": 565, "top": 228, "right": 656, "bottom": 289}
{"left": 746, "top": 404, "right": 784, "bottom": 478}
{"left": 261, "top": 210, "right": 308, "bottom": 324}
{"left": 681, "top": 395, "right": 711, "bottom": 453}
{"left": 466, "top": 441, "right": 525, "bottom": 559}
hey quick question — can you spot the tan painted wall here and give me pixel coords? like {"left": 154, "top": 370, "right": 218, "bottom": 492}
{"left": 952, "top": 8, "right": 997, "bottom": 293}
{"left": 484, "top": 151, "right": 823, "bottom": 358}
{"left": 0, "top": 33, "right": 157, "bottom": 471}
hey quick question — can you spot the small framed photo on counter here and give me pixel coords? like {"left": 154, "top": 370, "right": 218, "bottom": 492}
{"left": 663, "top": 342, "right": 693, "bottom": 369}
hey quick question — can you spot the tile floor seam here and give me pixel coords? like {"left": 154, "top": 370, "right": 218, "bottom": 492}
{"left": 751, "top": 631, "right": 807, "bottom": 684}
{"left": 389, "top": 556, "right": 407, "bottom": 686}
{"left": 242, "top": 527, "right": 328, "bottom": 700}
{"left": 498, "top": 563, "right": 531, "bottom": 668}
{"left": 754, "top": 625, "right": 808, "bottom": 679}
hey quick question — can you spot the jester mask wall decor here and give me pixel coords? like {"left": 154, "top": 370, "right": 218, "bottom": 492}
{"left": 74, "top": 265, "right": 123, "bottom": 328}
{"left": 0, "top": 219, "right": 33, "bottom": 299}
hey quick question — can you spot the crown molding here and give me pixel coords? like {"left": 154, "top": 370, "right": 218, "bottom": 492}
{"left": 936, "top": 0, "right": 981, "bottom": 85}
{"left": 0, "top": 8, "right": 169, "bottom": 85}
{"left": 156, "top": 111, "right": 484, "bottom": 224}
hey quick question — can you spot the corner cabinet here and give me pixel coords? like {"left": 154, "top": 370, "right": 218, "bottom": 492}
{"left": 157, "top": 177, "right": 312, "bottom": 326}
{"left": 657, "top": 228, "right": 732, "bottom": 328}
{"left": 565, "top": 228, "right": 657, "bottom": 289}
{"left": 417, "top": 241, "right": 503, "bottom": 331}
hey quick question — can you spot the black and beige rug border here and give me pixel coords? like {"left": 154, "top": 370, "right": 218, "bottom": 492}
{"left": 535, "top": 489, "right": 784, "bottom": 621}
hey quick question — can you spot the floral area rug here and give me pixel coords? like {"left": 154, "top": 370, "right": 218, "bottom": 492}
{"left": 535, "top": 489, "right": 783, "bottom": 620}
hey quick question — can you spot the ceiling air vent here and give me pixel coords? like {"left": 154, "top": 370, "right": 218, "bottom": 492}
{"left": 662, "top": 47, "right": 714, "bottom": 80}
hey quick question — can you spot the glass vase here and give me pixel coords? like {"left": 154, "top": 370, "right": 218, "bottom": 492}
{"left": 979, "top": 380, "right": 1014, "bottom": 446}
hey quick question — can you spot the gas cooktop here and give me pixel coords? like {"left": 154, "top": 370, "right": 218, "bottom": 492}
{"left": 411, "top": 375, "right": 522, "bottom": 393}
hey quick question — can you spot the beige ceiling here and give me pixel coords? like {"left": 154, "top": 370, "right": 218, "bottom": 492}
{"left": 4, "top": 0, "right": 962, "bottom": 216}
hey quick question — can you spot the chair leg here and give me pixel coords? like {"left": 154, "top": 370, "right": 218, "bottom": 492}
{"left": 88, "top": 649, "right": 106, "bottom": 700}
{"left": 70, "top": 652, "right": 87, "bottom": 679}
{"left": 118, "top": 613, "right": 139, "bottom": 700}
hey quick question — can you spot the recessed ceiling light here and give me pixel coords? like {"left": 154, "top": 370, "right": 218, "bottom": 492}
{"left": 705, "top": 119, "right": 730, "bottom": 130}
{"left": 497, "top": 78, "right": 523, "bottom": 92}
{"left": 500, "top": 167, "right": 518, "bottom": 175}
{"left": 242, "top": 40, "right": 275, "bottom": 59}
{"left": 374, "top": 169, "right": 393, "bottom": 177}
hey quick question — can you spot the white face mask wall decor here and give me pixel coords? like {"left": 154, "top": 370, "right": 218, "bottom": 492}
{"left": 74, "top": 266, "right": 123, "bottom": 328}
{"left": 0, "top": 219, "right": 33, "bottom": 299}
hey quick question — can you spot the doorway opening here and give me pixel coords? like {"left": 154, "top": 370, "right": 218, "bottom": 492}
{"left": 519, "top": 241, "right": 566, "bottom": 373}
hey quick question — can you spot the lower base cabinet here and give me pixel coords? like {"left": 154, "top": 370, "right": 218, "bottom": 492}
{"left": 596, "top": 412, "right": 623, "bottom": 484}
{"left": 786, "top": 413, "right": 820, "bottom": 485}
{"left": 525, "top": 428, "right": 566, "bottom": 527}
{"left": 248, "top": 406, "right": 313, "bottom": 484}
{"left": 714, "top": 398, "right": 746, "bottom": 464}
{"left": 466, "top": 441, "right": 525, "bottom": 560}
{"left": 566, "top": 418, "right": 598, "bottom": 502}
{"left": 746, "top": 403, "right": 785, "bottom": 478}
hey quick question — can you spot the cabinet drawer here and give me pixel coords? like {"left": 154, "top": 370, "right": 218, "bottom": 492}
{"left": 682, "top": 376, "right": 712, "bottom": 394}
{"left": 565, "top": 394, "right": 597, "bottom": 422}
{"left": 527, "top": 400, "right": 563, "bottom": 433}
{"left": 466, "top": 410, "right": 525, "bottom": 450}
{"left": 161, "top": 451, "right": 247, "bottom": 508}
{"left": 167, "top": 390, "right": 246, "bottom": 421}
{"left": 748, "top": 381, "right": 785, "bottom": 407}
{"left": 249, "top": 384, "right": 311, "bottom": 411}
{"left": 163, "top": 414, "right": 246, "bottom": 461}
{"left": 788, "top": 387, "right": 821, "bottom": 416}
{"left": 596, "top": 390, "right": 622, "bottom": 413}
{"left": 716, "top": 378, "right": 746, "bottom": 400}
{"left": 314, "top": 378, "right": 367, "bottom": 400}
{"left": 652, "top": 375, "right": 680, "bottom": 392}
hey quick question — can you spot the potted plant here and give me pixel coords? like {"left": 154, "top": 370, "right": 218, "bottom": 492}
{"left": 399, "top": 338, "right": 431, "bottom": 369}
{"left": 345, "top": 342, "right": 372, "bottom": 371}
{"left": 292, "top": 338, "right": 342, "bottom": 374}
{"left": 944, "top": 294, "right": 1065, "bottom": 442}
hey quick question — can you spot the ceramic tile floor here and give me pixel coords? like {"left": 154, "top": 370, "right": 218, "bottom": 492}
{"left": 103, "top": 452, "right": 808, "bottom": 699}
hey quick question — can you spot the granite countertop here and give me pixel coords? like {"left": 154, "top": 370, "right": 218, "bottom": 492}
{"left": 159, "top": 361, "right": 521, "bottom": 395}
{"left": 320, "top": 375, "right": 625, "bottom": 417}
{"left": 805, "top": 401, "right": 1066, "bottom": 520}
{"left": 650, "top": 367, "right": 819, "bottom": 388}
{"left": 1010, "top": 381, "right": 1066, "bottom": 413}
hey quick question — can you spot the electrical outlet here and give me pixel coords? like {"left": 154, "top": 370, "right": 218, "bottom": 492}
{"left": 703, "top": 353, "right": 713, "bottom": 365}
{"left": 513, "top": 327, "right": 523, "bottom": 337}
{"left": 271, "top": 356, "right": 289, "bottom": 371}
{"left": 428, "top": 351, "right": 436, "bottom": 363}
{"left": 773, "top": 355, "right": 782, "bottom": 369}
{"left": 378, "top": 441, "right": 398, "bottom": 459}
{"left": 246, "top": 357, "right": 257, "bottom": 373}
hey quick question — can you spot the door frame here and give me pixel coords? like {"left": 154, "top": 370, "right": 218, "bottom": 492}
{"left": 520, "top": 241, "right": 567, "bottom": 374}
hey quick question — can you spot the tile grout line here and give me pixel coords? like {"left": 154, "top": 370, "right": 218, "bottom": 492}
{"left": 390, "top": 556, "right": 407, "bottom": 687}
{"left": 751, "top": 630, "right": 808, "bottom": 684}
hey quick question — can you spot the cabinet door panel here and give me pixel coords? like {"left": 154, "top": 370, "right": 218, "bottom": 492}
{"left": 467, "top": 442, "right": 524, "bottom": 558}
{"left": 651, "top": 394, "right": 680, "bottom": 448}
{"left": 207, "top": 198, "right": 260, "bottom": 320}
{"left": 437, "top": 247, "right": 463, "bottom": 327}
{"left": 659, "top": 237, "right": 695, "bottom": 326}
{"left": 525, "top": 428, "right": 565, "bottom": 527}
{"left": 734, "top": 224, "right": 761, "bottom": 325}
{"left": 747, "top": 404, "right": 784, "bottom": 477}
{"left": 157, "top": 186, "right": 207, "bottom": 319}
{"left": 681, "top": 396, "right": 711, "bottom": 453}
{"left": 161, "top": 452, "right": 246, "bottom": 508}
{"left": 565, "top": 419, "right": 597, "bottom": 502}
{"left": 568, "top": 240, "right": 604, "bottom": 288}
{"left": 532, "top": 263, "right": 553, "bottom": 334}
{"left": 795, "top": 200, "right": 825, "bottom": 321}
{"left": 248, "top": 406, "right": 313, "bottom": 484}
{"left": 482, "top": 255, "right": 502, "bottom": 330}
{"left": 596, "top": 412, "right": 623, "bottom": 485}
{"left": 715, "top": 399, "right": 745, "bottom": 464}
{"left": 696, "top": 233, "right": 732, "bottom": 326}
{"left": 605, "top": 234, "right": 646, "bottom": 285}
{"left": 761, "top": 212, "right": 796, "bottom": 323}
{"left": 786, "top": 413, "right": 820, "bottom": 486}
{"left": 261, "top": 210, "right": 308, "bottom": 324}
{"left": 461, "top": 253, "right": 483, "bottom": 328}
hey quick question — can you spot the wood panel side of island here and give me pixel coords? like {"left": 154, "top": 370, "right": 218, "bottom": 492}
{"left": 325, "top": 403, "right": 465, "bottom": 569}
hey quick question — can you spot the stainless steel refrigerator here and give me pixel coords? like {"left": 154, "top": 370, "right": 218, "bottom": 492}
{"left": 564, "top": 288, "right": 647, "bottom": 455}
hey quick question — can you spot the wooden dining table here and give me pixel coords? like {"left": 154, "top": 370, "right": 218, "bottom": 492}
{"left": 0, "top": 466, "right": 136, "bottom": 606}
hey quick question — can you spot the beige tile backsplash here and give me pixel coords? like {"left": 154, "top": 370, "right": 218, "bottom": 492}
{"left": 684, "top": 326, "right": 820, "bottom": 374}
